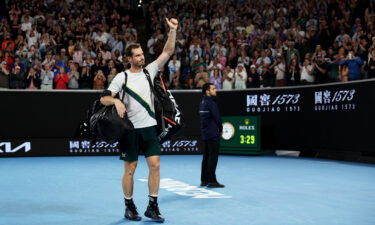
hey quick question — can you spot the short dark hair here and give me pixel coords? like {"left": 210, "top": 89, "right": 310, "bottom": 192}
{"left": 125, "top": 43, "right": 141, "bottom": 57}
{"left": 202, "top": 83, "right": 213, "bottom": 95}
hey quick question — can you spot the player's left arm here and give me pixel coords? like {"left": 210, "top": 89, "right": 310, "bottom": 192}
{"left": 156, "top": 18, "right": 178, "bottom": 70}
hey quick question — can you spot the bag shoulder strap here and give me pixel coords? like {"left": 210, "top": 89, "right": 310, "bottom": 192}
{"left": 143, "top": 68, "right": 159, "bottom": 102}
{"left": 121, "top": 71, "right": 128, "bottom": 101}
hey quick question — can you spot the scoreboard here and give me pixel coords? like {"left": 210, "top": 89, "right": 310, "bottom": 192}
{"left": 220, "top": 116, "right": 262, "bottom": 154}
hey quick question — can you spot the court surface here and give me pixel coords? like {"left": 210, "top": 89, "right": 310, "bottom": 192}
{"left": 1, "top": 155, "right": 374, "bottom": 225}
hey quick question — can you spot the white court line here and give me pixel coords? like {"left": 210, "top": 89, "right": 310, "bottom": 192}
{"left": 138, "top": 178, "right": 232, "bottom": 199}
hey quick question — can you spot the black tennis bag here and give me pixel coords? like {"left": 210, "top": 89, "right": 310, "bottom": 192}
{"left": 89, "top": 72, "right": 134, "bottom": 143}
{"left": 144, "top": 69, "right": 185, "bottom": 144}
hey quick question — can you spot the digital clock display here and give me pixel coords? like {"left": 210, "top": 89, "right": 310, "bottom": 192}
{"left": 220, "top": 116, "right": 261, "bottom": 154}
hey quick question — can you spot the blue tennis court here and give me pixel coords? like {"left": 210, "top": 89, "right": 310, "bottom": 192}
{"left": 1, "top": 155, "right": 374, "bottom": 225}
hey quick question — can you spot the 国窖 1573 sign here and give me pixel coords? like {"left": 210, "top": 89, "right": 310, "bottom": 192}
{"left": 220, "top": 116, "right": 262, "bottom": 155}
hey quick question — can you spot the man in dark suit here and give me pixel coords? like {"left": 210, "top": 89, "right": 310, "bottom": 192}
{"left": 199, "top": 83, "right": 224, "bottom": 188}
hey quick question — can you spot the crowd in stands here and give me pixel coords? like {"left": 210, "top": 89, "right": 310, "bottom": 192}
{"left": 1, "top": 0, "right": 375, "bottom": 90}
{"left": 0, "top": 0, "right": 137, "bottom": 90}
{"left": 146, "top": 0, "right": 375, "bottom": 90}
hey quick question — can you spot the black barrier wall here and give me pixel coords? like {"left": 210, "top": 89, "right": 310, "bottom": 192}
{"left": 1, "top": 79, "right": 375, "bottom": 157}
{"left": 218, "top": 79, "right": 375, "bottom": 153}
{"left": 0, "top": 89, "right": 202, "bottom": 157}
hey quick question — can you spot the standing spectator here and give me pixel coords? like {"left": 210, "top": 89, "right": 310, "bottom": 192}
{"left": 300, "top": 58, "right": 314, "bottom": 84}
{"left": 222, "top": 66, "right": 234, "bottom": 90}
{"left": 234, "top": 64, "right": 247, "bottom": 89}
{"left": 67, "top": 63, "right": 79, "bottom": 89}
{"left": 194, "top": 66, "right": 209, "bottom": 89}
{"left": 2, "top": 51, "right": 14, "bottom": 71}
{"left": 210, "top": 68, "right": 222, "bottom": 90}
{"left": 247, "top": 65, "right": 260, "bottom": 88}
{"left": 72, "top": 45, "right": 83, "bottom": 66}
{"left": 25, "top": 67, "right": 41, "bottom": 89}
{"left": 9, "top": 65, "right": 24, "bottom": 89}
{"left": 42, "top": 52, "right": 55, "bottom": 67}
{"left": 339, "top": 50, "right": 364, "bottom": 81}
{"left": 54, "top": 67, "right": 69, "bottom": 89}
{"left": 0, "top": 61, "right": 10, "bottom": 88}
{"left": 79, "top": 65, "right": 93, "bottom": 89}
{"left": 256, "top": 50, "right": 271, "bottom": 74}
{"left": 285, "top": 41, "right": 300, "bottom": 67}
{"left": 167, "top": 54, "right": 180, "bottom": 87}
{"left": 367, "top": 49, "right": 375, "bottom": 78}
{"left": 40, "top": 64, "right": 54, "bottom": 90}
{"left": 93, "top": 69, "right": 106, "bottom": 90}
{"left": 287, "top": 57, "right": 301, "bottom": 85}
{"left": 107, "top": 68, "right": 117, "bottom": 86}
{"left": 147, "top": 32, "right": 158, "bottom": 61}
{"left": 313, "top": 54, "right": 329, "bottom": 84}
{"left": 272, "top": 54, "right": 286, "bottom": 87}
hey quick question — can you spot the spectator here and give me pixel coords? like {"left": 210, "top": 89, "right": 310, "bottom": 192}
{"left": 339, "top": 50, "right": 364, "bottom": 81}
{"left": 0, "top": 0, "right": 374, "bottom": 90}
{"left": 300, "top": 58, "right": 315, "bottom": 84}
{"left": 168, "top": 54, "right": 181, "bottom": 87}
{"left": 367, "top": 49, "right": 375, "bottom": 78}
{"left": 107, "top": 68, "right": 117, "bottom": 86}
{"left": 93, "top": 69, "right": 106, "bottom": 90}
{"left": 0, "top": 61, "right": 9, "bottom": 88}
{"left": 256, "top": 50, "right": 271, "bottom": 74}
{"left": 234, "top": 64, "right": 247, "bottom": 90}
{"left": 67, "top": 63, "right": 79, "bottom": 89}
{"left": 210, "top": 68, "right": 222, "bottom": 90}
{"left": 313, "top": 54, "right": 329, "bottom": 84}
{"left": 40, "top": 64, "right": 54, "bottom": 90}
{"left": 222, "top": 66, "right": 234, "bottom": 90}
{"left": 194, "top": 66, "right": 209, "bottom": 89}
{"left": 25, "top": 67, "right": 41, "bottom": 89}
{"left": 79, "top": 65, "right": 93, "bottom": 89}
{"left": 287, "top": 57, "right": 301, "bottom": 85}
{"left": 9, "top": 65, "right": 24, "bottom": 89}
{"left": 272, "top": 54, "right": 286, "bottom": 87}
{"left": 247, "top": 65, "right": 260, "bottom": 88}
{"left": 54, "top": 67, "right": 69, "bottom": 89}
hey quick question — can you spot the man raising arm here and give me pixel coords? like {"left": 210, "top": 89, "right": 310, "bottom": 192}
{"left": 100, "top": 18, "right": 178, "bottom": 223}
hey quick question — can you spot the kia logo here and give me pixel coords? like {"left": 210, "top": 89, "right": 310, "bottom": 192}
{"left": 0, "top": 142, "right": 31, "bottom": 153}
